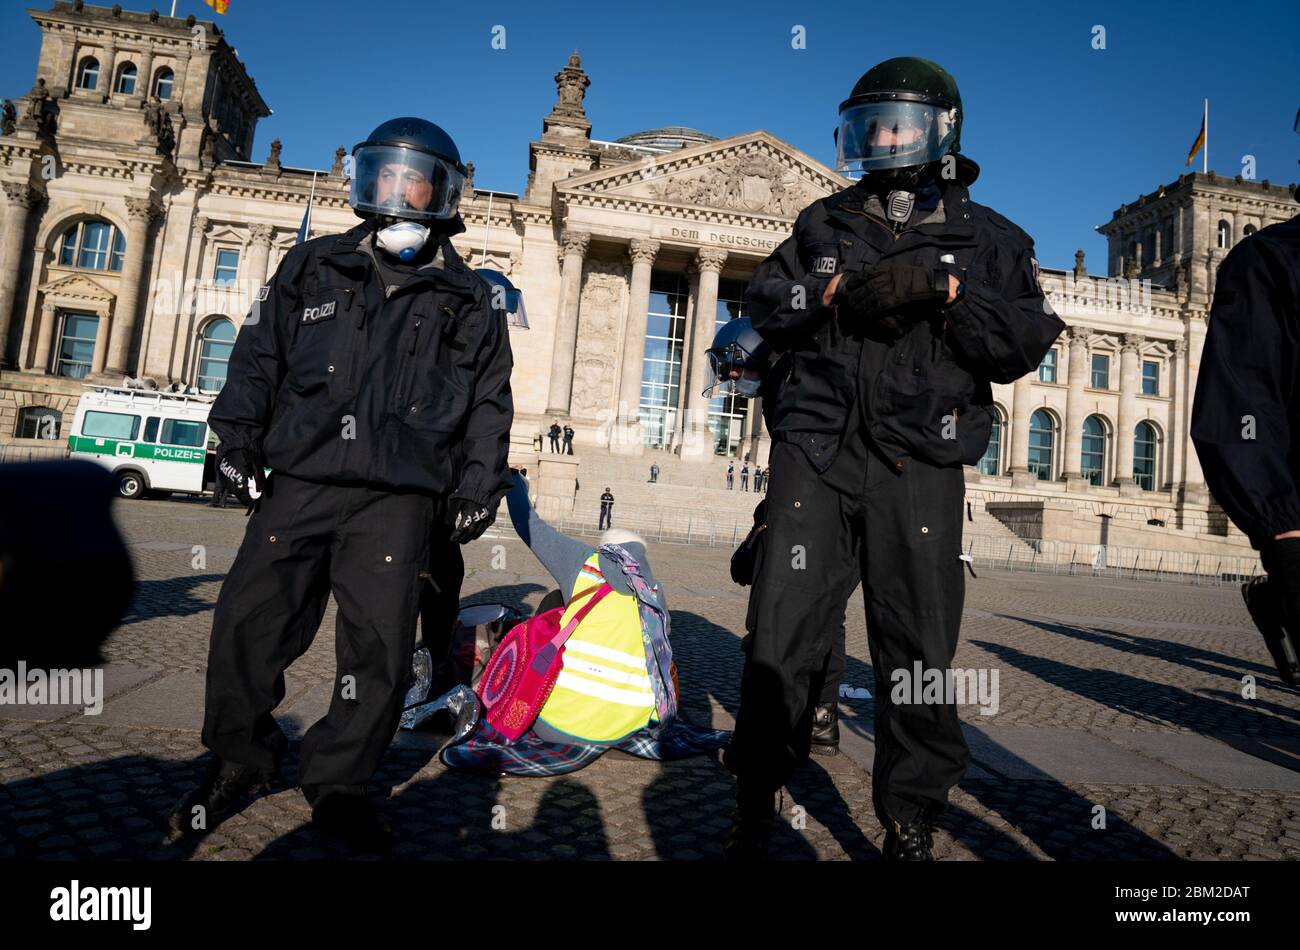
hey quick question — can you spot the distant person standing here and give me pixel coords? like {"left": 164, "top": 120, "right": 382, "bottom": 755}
{"left": 726, "top": 461, "right": 735, "bottom": 490}
{"left": 753, "top": 466, "right": 764, "bottom": 494}
{"left": 548, "top": 421, "right": 562, "bottom": 453}
{"left": 563, "top": 424, "right": 575, "bottom": 455}
{"left": 740, "top": 463, "right": 750, "bottom": 492}
{"left": 599, "top": 487, "right": 615, "bottom": 530}
{"left": 650, "top": 462, "right": 660, "bottom": 483}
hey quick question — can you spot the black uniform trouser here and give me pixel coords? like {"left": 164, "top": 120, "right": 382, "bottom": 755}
{"left": 418, "top": 513, "right": 465, "bottom": 696}
{"left": 599, "top": 504, "right": 613, "bottom": 530}
{"left": 202, "top": 473, "right": 436, "bottom": 802}
{"left": 724, "top": 439, "right": 968, "bottom": 827}
{"left": 549, "top": 435, "right": 560, "bottom": 453}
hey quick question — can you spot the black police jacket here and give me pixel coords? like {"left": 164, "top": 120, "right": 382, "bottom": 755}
{"left": 208, "top": 220, "right": 514, "bottom": 503}
{"left": 1191, "top": 212, "right": 1300, "bottom": 549}
{"left": 745, "top": 161, "right": 1065, "bottom": 472}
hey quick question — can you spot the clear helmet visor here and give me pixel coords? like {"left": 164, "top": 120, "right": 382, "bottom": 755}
{"left": 704, "top": 345, "right": 764, "bottom": 398}
{"left": 349, "top": 145, "right": 465, "bottom": 220}
{"left": 836, "top": 101, "right": 958, "bottom": 176}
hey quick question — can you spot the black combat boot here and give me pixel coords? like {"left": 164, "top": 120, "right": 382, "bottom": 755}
{"left": 882, "top": 813, "right": 937, "bottom": 861}
{"left": 310, "top": 792, "right": 394, "bottom": 853}
{"left": 810, "top": 702, "right": 840, "bottom": 756}
{"left": 722, "top": 785, "right": 776, "bottom": 862}
{"left": 168, "top": 757, "right": 275, "bottom": 837}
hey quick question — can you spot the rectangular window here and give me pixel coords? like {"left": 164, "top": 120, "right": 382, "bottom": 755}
{"left": 639, "top": 272, "right": 689, "bottom": 450}
{"left": 1142, "top": 360, "right": 1159, "bottom": 396}
{"left": 214, "top": 248, "right": 240, "bottom": 286}
{"left": 143, "top": 417, "right": 160, "bottom": 442}
{"left": 77, "top": 222, "right": 111, "bottom": 270}
{"left": 56, "top": 312, "right": 99, "bottom": 379}
{"left": 160, "top": 419, "right": 207, "bottom": 448}
{"left": 82, "top": 410, "right": 140, "bottom": 441}
{"left": 1091, "top": 353, "right": 1110, "bottom": 389}
{"left": 1038, "top": 348, "right": 1057, "bottom": 383}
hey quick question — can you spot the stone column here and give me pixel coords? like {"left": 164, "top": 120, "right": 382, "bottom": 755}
{"left": 1008, "top": 374, "right": 1035, "bottom": 487}
{"left": 173, "top": 51, "right": 190, "bottom": 102}
{"left": 90, "top": 306, "right": 110, "bottom": 375}
{"left": 1181, "top": 314, "right": 1210, "bottom": 507}
{"left": 1062, "top": 324, "right": 1092, "bottom": 488}
{"left": 246, "top": 224, "right": 274, "bottom": 303}
{"left": 103, "top": 197, "right": 158, "bottom": 377}
{"left": 612, "top": 239, "right": 659, "bottom": 450}
{"left": 137, "top": 45, "right": 155, "bottom": 100}
{"left": 0, "top": 182, "right": 42, "bottom": 368}
{"left": 683, "top": 248, "right": 727, "bottom": 457}
{"left": 33, "top": 303, "right": 58, "bottom": 373}
{"left": 100, "top": 42, "right": 117, "bottom": 101}
{"left": 545, "top": 230, "right": 590, "bottom": 414}
{"left": 1115, "top": 333, "right": 1143, "bottom": 494}
{"left": 1168, "top": 338, "right": 1185, "bottom": 490}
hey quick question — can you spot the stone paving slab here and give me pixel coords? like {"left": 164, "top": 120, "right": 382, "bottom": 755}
{"left": 2, "top": 496, "right": 1299, "bottom": 861}
{"left": 0, "top": 662, "right": 157, "bottom": 722}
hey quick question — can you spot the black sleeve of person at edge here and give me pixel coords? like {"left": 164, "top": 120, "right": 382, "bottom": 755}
{"left": 452, "top": 303, "right": 515, "bottom": 509}
{"left": 1191, "top": 217, "right": 1300, "bottom": 552}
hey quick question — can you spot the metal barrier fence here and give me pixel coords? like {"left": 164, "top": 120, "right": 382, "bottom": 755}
{"left": 517, "top": 505, "right": 1262, "bottom": 587}
{"left": 962, "top": 533, "right": 1261, "bottom": 587}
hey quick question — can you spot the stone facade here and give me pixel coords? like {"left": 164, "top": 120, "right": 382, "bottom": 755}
{"left": 2, "top": 2, "right": 1297, "bottom": 552}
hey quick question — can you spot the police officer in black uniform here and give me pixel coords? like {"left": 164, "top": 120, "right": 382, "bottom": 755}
{"left": 722, "top": 58, "right": 1064, "bottom": 860}
{"left": 1191, "top": 109, "right": 1300, "bottom": 686}
{"left": 171, "top": 117, "right": 514, "bottom": 850}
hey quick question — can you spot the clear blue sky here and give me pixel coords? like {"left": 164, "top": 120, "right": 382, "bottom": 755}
{"left": 4, "top": 0, "right": 1297, "bottom": 271}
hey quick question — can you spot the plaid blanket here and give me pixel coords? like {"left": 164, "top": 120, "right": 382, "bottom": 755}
{"left": 441, "top": 719, "right": 731, "bottom": 777}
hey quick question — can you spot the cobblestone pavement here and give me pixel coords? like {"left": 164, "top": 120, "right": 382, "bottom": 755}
{"left": 3, "top": 497, "right": 1300, "bottom": 861}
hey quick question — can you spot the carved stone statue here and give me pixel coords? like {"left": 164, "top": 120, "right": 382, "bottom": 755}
{"left": 330, "top": 145, "right": 345, "bottom": 176}
{"left": 1073, "top": 248, "right": 1087, "bottom": 279}
{"left": 156, "top": 110, "right": 175, "bottom": 157}
{"left": 552, "top": 51, "right": 590, "bottom": 117}
{"left": 1, "top": 100, "right": 15, "bottom": 136}
{"left": 26, "top": 78, "right": 49, "bottom": 125}
{"left": 143, "top": 95, "right": 163, "bottom": 137}
{"left": 200, "top": 116, "right": 218, "bottom": 165}
{"left": 267, "top": 137, "right": 282, "bottom": 167}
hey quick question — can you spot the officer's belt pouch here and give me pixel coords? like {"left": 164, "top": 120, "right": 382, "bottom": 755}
{"left": 730, "top": 498, "right": 770, "bottom": 587}
{"left": 772, "top": 430, "right": 839, "bottom": 474}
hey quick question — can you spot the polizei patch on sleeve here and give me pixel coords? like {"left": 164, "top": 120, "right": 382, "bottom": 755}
{"left": 255, "top": 284, "right": 270, "bottom": 302}
{"left": 301, "top": 300, "right": 337, "bottom": 324}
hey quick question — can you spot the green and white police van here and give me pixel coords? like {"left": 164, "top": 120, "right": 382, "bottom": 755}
{"left": 68, "top": 386, "right": 218, "bottom": 499}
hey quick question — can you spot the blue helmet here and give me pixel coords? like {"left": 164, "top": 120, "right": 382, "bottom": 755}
{"left": 474, "top": 269, "right": 529, "bottom": 329}
{"left": 704, "top": 317, "right": 773, "bottom": 398}
{"left": 350, "top": 117, "right": 468, "bottom": 222}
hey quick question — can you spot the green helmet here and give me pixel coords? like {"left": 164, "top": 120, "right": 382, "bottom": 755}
{"left": 835, "top": 57, "right": 963, "bottom": 182}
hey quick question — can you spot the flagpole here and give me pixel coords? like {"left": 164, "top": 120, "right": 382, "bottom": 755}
{"left": 1203, "top": 98, "right": 1208, "bottom": 174}
{"left": 305, "top": 170, "right": 317, "bottom": 238}
{"left": 170, "top": 0, "right": 177, "bottom": 16}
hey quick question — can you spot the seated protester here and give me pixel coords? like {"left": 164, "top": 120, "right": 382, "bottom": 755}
{"left": 441, "top": 471, "right": 729, "bottom": 775}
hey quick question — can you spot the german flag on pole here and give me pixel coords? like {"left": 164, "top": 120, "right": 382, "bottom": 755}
{"left": 203, "top": 0, "right": 230, "bottom": 13}
{"left": 1185, "top": 100, "right": 1207, "bottom": 168}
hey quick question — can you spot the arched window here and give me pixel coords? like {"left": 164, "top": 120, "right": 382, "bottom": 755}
{"left": 1028, "top": 410, "right": 1054, "bottom": 481}
{"left": 153, "top": 67, "right": 175, "bottom": 100}
{"left": 1082, "top": 415, "right": 1107, "bottom": 486}
{"left": 1217, "top": 220, "right": 1231, "bottom": 249}
{"left": 1243, "top": 224, "right": 1258, "bottom": 238}
{"left": 197, "top": 319, "right": 236, "bottom": 392}
{"left": 76, "top": 56, "right": 100, "bottom": 90}
{"left": 1133, "top": 422, "right": 1158, "bottom": 491}
{"left": 979, "top": 407, "right": 1004, "bottom": 476}
{"left": 16, "top": 406, "right": 62, "bottom": 440}
{"left": 55, "top": 219, "right": 126, "bottom": 272}
{"left": 115, "top": 62, "right": 137, "bottom": 95}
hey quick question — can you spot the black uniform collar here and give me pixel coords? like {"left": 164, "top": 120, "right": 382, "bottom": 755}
{"left": 825, "top": 169, "right": 976, "bottom": 249}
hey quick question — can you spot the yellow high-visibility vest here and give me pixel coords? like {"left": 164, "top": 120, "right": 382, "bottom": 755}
{"left": 535, "top": 552, "right": 657, "bottom": 743}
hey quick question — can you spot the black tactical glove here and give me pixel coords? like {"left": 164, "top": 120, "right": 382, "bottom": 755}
{"left": 1247, "top": 537, "right": 1300, "bottom": 685}
{"left": 834, "top": 262, "right": 952, "bottom": 336}
{"left": 446, "top": 494, "right": 496, "bottom": 544}
{"left": 216, "top": 447, "right": 269, "bottom": 511}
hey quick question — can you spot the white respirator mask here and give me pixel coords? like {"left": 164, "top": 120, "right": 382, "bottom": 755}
{"left": 376, "top": 220, "right": 430, "bottom": 262}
